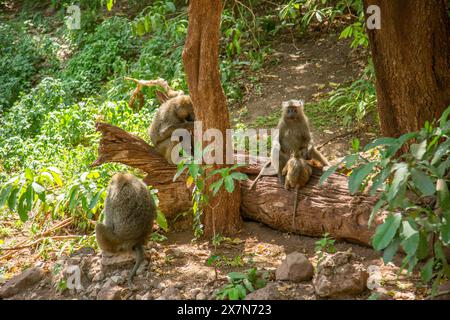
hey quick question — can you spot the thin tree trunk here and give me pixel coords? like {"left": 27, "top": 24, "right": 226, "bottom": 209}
{"left": 364, "top": 0, "right": 450, "bottom": 137}
{"left": 182, "top": 0, "right": 241, "bottom": 236}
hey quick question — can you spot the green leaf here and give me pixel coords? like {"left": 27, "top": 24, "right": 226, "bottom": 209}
{"left": 400, "top": 221, "right": 419, "bottom": 256}
{"left": 420, "top": 258, "right": 434, "bottom": 283}
{"left": 156, "top": 210, "right": 168, "bottom": 232}
{"left": 48, "top": 167, "right": 63, "bottom": 187}
{"left": 8, "top": 187, "right": 19, "bottom": 211}
{"left": 372, "top": 213, "right": 402, "bottom": 251}
{"left": 410, "top": 168, "right": 435, "bottom": 196}
{"left": 173, "top": 166, "right": 187, "bottom": 182}
{"left": 243, "top": 278, "right": 255, "bottom": 293}
{"left": 224, "top": 176, "right": 235, "bottom": 193}
{"left": 0, "top": 184, "right": 13, "bottom": 207}
{"left": 228, "top": 287, "right": 240, "bottom": 300}
{"left": 319, "top": 165, "right": 338, "bottom": 185}
{"left": 106, "top": 0, "right": 114, "bottom": 11}
{"left": 348, "top": 162, "right": 376, "bottom": 194}
{"left": 31, "top": 182, "right": 45, "bottom": 194}
{"left": 436, "top": 179, "right": 450, "bottom": 211}
{"left": 364, "top": 137, "right": 398, "bottom": 151}
{"left": 209, "top": 179, "right": 223, "bottom": 196}
{"left": 369, "top": 198, "right": 385, "bottom": 228}
{"left": 431, "top": 139, "right": 450, "bottom": 165}
{"left": 25, "top": 168, "right": 34, "bottom": 181}
{"left": 387, "top": 164, "right": 409, "bottom": 201}
{"left": 228, "top": 272, "right": 246, "bottom": 281}
{"left": 68, "top": 185, "right": 79, "bottom": 210}
{"left": 166, "top": 1, "right": 176, "bottom": 12}
{"left": 383, "top": 238, "right": 400, "bottom": 264}
{"left": 439, "top": 105, "right": 450, "bottom": 128}
{"left": 230, "top": 172, "right": 248, "bottom": 181}
{"left": 410, "top": 140, "right": 427, "bottom": 160}
{"left": 417, "top": 231, "right": 429, "bottom": 260}
{"left": 89, "top": 189, "right": 105, "bottom": 211}
{"left": 369, "top": 168, "right": 390, "bottom": 196}
{"left": 236, "top": 284, "right": 247, "bottom": 299}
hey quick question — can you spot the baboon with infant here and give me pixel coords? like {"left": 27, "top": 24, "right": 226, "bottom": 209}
{"left": 149, "top": 95, "right": 196, "bottom": 164}
{"left": 96, "top": 173, "right": 156, "bottom": 288}
{"left": 250, "top": 99, "right": 328, "bottom": 189}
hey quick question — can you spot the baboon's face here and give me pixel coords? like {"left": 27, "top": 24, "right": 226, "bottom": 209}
{"left": 284, "top": 105, "right": 300, "bottom": 120}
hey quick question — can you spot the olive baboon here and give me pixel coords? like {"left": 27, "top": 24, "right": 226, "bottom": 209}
{"left": 149, "top": 95, "right": 195, "bottom": 164}
{"left": 282, "top": 151, "right": 312, "bottom": 227}
{"left": 96, "top": 173, "right": 156, "bottom": 288}
{"left": 250, "top": 99, "right": 328, "bottom": 188}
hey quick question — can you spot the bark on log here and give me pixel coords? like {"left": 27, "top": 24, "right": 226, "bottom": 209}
{"left": 92, "top": 122, "right": 382, "bottom": 246}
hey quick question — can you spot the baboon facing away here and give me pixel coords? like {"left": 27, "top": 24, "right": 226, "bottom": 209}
{"left": 96, "top": 173, "right": 156, "bottom": 288}
{"left": 282, "top": 151, "right": 312, "bottom": 227}
{"left": 149, "top": 95, "right": 195, "bottom": 164}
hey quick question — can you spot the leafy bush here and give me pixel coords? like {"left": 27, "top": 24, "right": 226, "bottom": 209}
{"left": 320, "top": 106, "right": 450, "bottom": 290}
{"left": 0, "top": 23, "right": 42, "bottom": 111}
{"left": 326, "top": 62, "right": 377, "bottom": 126}
{"left": 216, "top": 268, "right": 268, "bottom": 300}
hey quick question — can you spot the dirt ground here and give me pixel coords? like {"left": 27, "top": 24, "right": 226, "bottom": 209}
{"left": 0, "top": 32, "right": 428, "bottom": 301}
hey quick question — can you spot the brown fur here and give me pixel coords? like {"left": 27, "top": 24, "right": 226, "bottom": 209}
{"left": 96, "top": 173, "right": 156, "bottom": 287}
{"left": 282, "top": 152, "right": 312, "bottom": 227}
{"left": 149, "top": 95, "right": 195, "bottom": 164}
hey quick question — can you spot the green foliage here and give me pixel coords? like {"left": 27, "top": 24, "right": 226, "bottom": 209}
{"left": 62, "top": 17, "right": 137, "bottom": 97}
{"left": 326, "top": 62, "right": 376, "bottom": 126}
{"left": 279, "top": 0, "right": 363, "bottom": 32}
{"left": 0, "top": 22, "right": 44, "bottom": 111}
{"left": 174, "top": 152, "right": 248, "bottom": 238}
{"left": 315, "top": 232, "right": 336, "bottom": 261}
{"left": 216, "top": 268, "right": 268, "bottom": 300}
{"left": 320, "top": 106, "right": 450, "bottom": 289}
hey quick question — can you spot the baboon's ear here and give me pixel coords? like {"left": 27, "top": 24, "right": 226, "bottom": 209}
{"left": 156, "top": 90, "right": 169, "bottom": 104}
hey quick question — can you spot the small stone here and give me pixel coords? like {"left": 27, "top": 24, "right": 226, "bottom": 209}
{"left": 245, "top": 283, "right": 281, "bottom": 300}
{"left": 196, "top": 292, "right": 207, "bottom": 300}
{"left": 110, "top": 275, "right": 125, "bottom": 285}
{"left": 0, "top": 267, "right": 45, "bottom": 298}
{"left": 275, "top": 252, "right": 314, "bottom": 282}
{"left": 97, "top": 285, "right": 123, "bottom": 300}
{"left": 92, "top": 272, "right": 105, "bottom": 282}
{"left": 157, "top": 282, "right": 167, "bottom": 290}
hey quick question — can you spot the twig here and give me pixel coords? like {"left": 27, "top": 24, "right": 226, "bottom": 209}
{"left": 0, "top": 235, "right": 83, "bottom": 253}
{"left": 425, "top": 290, "right": 450, "bottom": 300}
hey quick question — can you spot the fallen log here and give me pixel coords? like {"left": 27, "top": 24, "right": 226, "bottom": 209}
{"left": 92, "top": 122, "right": 382, "bottom": 246}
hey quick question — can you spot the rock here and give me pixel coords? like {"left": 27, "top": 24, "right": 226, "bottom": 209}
{"left": 92, "top": 272, "right": 105, "bottom": 282}
{"left": 136, "top": 292, "right": 153, "bottom": 300}
{"left": 313, "top": 251, "right": 368, "bottom": 298}
{"left": 97, "top": 285, "right": 123, "bottom": 300}
{"left": 196, "top": 292, "right": 207, "bottom": 300}
{"left": 110, "top": 275, "right": 125, "bottom": 285}
{"left": 245, "top": 283, "right": 281, "bottom": 300}
{"left": 275, "top": 252, "right": 314, "bottom": 282}
{"left": 0, "top": 267, "right": 45, "bottom": 298}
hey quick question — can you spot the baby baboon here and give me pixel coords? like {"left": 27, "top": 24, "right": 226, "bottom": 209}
{"left": 282, "top": 151, "right": 312, "bottom": 227}
{"left": 96, "top": 173, "right": 156, "bottom": 288}
{"left": 149, "top": 95, "right": 195, "bottom": 164}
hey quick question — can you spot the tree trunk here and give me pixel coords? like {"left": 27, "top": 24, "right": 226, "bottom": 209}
{"left": 364, "top": 0, "right": 450, "bottom": 137}
{"left": 92, "top": 123, "right": 382, "bottom": 246}
{"left": 182, "top": 0, "right": 241, "bottom": 236}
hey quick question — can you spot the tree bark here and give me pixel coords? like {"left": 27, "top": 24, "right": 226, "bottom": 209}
{"left": 364, "top": 0, "right": 450, "bottom": 137}
{"left": 92, "top": 123, "right": 381, "bottom": 246}
{"left": 182, "top": 0, "right": 241, "bottom": 236}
